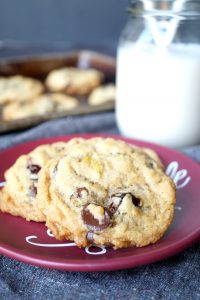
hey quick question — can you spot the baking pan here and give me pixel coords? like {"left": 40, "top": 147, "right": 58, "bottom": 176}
{"left": 0, "top": 50, "right": 116, "bottom": 133}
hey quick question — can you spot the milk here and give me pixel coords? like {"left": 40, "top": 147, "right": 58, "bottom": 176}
{"left": 116, "top": 43, "right": 200, "bottom": 148}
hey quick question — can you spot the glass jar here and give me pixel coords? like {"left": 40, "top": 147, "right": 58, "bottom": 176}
{"left": 116, "top": 0, "right": 200, "bottom": 148}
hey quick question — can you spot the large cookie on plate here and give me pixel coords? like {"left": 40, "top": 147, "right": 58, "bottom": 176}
{"left": 38, "top": 137, "right": 176, "bottom": 249}
{"left": 0, "top": 142, "right": 69, "bottom": 222}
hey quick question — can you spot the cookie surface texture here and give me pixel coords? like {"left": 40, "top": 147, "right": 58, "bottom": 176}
{"left": 38, "top": 138, "right": 176, "bottom": 249}
{"left": 0, "top": 142, "right": 69, "bottom": 222}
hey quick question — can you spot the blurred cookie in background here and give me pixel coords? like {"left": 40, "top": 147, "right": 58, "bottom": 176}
{"left": 2, "top": 93, "right": 78, "bottom": 121}
{"left": 0, "top": 76, "right": 44, "bottom": 104}
{"left": 88, "top": 84, "right": 116, "bottom": 106}
{"left": 45, "top": 67, "right": 104, "bottom": 96}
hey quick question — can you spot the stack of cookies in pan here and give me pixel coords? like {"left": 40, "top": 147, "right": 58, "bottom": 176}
{"left": 0, "top": 68, "right": 116, "bottom": 122}
{"left": 0, "top": 137, "right": 176, "bottom": 249}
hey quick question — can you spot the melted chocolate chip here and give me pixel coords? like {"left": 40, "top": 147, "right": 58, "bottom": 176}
{"left": 29, "top": 184, "right": 37, "bottom": 197}
{"left": 27, "top": 164, "right": 41, "bottom": 174}
{"left": 72, "top": 187, "right": 89, "bottom": 199}
{"left": 108, "top": 202, "right": 118, "bottom": 214}
{"left": 86, "top": 231, "right": 94, "bottom": 244}
{"left": 130, "top": 194, "right": 140, "bottom": 207}
{"left": 108, "top": 193, "right": 126, "bottom": 214}
{"left": 87, "top": 231, "right": 113, "bottom": 247}
{"left": 82, "top": 204, "right": 111, "bottom": 231}
{"left": 108, "top": 192, "right": 140, "bottom": 213}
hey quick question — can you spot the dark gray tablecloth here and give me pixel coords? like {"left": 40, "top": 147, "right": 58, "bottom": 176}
{"left": 0, "top": 112, "right": 200, "bottom": 300}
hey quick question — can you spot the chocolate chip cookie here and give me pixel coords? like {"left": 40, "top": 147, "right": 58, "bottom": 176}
{"left": 0, "top": 142, "right": 69, "bottom": 222}
{"left": 88, "top": 84, "right": 116, "bottom": 106}
{"left": 2, "top": 93, "right": 78, "bottom": 121}
{"left": 38, "top": 138, "right": 176, "bottom": 249}
{"left": 0, "top": 76, "right": 44, "bottom": 104}
{"left": 45, "top": 67, "right": 104, "bottom": 95}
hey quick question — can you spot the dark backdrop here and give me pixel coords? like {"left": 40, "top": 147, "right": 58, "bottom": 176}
{"left": 0, "top": 0, "right": 129, "bottom": 46}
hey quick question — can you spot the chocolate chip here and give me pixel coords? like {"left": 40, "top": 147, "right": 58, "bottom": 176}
{"left": 86, "top": 231, "right": 94, "bottom": 244}
{"left": 108, "top": 192, "right": 140, "bottom": 213}
{"left": 72, "top": 187, "right": 89, "bottom": 199}
{"left": 29, "top": 184, "right": 37, "bottom": 197}
{"left": 108, "top": 193, "right": 126, "bottom": 214}
{"left": 130, "top": 194, "right": 140, "bottom": 207}
{"left": 87, "top": 232, "right": 113, "bottom": 247}
{"left": 146, "top": 157, "right": 155, "bottom": 169}
{"left": 27, "top": 164, "right": 41, "bottom": 174}
{"left": 108, "top": 202, "right": 117, "bottom": 214}
{"left": 82, "top": 204, "right": 111, "bottom": 231}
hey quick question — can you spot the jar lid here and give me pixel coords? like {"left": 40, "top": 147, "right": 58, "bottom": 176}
{"left": 129, "top": 0, "right": 200, "bottom": 17}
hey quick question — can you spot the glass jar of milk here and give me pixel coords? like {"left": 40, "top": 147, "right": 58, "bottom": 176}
{"left": 116, "top": 0, "right": 200, "bottom": 148}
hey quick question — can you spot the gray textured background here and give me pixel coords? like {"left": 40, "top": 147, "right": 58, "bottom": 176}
{"left": 0, "top": 0, "right": 128, "bottom": 45}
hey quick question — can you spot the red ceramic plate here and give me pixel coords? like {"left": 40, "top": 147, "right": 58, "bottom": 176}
{"left": 0, "top": 134, "right": 200, "bottom": 271}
